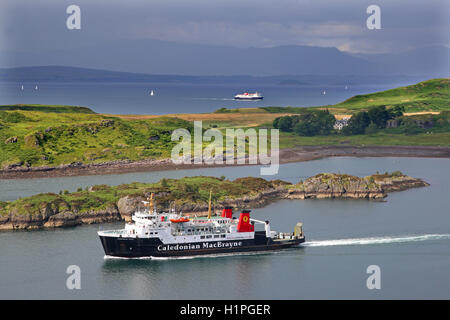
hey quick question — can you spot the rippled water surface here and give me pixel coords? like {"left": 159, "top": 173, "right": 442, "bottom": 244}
{"left": 1, "top": 157, "right": 450, "bottom": 299}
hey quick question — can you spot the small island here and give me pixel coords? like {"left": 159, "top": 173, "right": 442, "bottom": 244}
{"left": 0, "top": 171, "right": 429, "bottom": 230}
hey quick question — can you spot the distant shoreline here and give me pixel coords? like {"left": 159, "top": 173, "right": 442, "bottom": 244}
{"left": 1, "top": 145, "right": 449, "bottom": 180}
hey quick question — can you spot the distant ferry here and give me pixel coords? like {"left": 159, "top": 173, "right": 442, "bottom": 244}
{"left": 98, "top": 193, "right": 305, "bottom": 258}
{"left": 234, "top": 92, "right": 264, "bottom": 100}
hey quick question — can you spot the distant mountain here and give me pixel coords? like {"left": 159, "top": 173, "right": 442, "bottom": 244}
{"left": 2, "top": 39, "right": 447, "bottom": 76}
{"left": 0, "top": 66, "right": 430, "bottom": 85}
{"left": 354, "top": 46, "right": 450, "bottom": 76}
{"left": 0, "top": 66, "right": 212, "bottom": 83}
{"left": 1, "top": 39, "right": 387, "bottom": 76}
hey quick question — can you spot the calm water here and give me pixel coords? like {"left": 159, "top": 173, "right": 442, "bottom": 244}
{"left": 0, "top": 81, "right": 411, "bottom": 114}
{"left": 1, "top": 157, "right": 450, "bottom": 299}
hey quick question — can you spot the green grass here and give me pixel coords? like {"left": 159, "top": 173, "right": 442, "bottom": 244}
{"left": 259, "top": 78, "right": 449, "bottom": 114}
{"left": 0, "top": 109, "right": 193, "bottom": 168}
{"left": 330, "top": 78, "right": 449, "bottom": 113}
{"left": 0, "top": 176, "right": 286, "bottom": 217}
{"left": 0, "top": 104, "right": 96, "bottom": 114}
{"left": 278, "top": 131, "right": 450, "bottom": 149}
{"left": 0, "top": 79, "right": 449, "bottom": 169}
{"left": 0, "top": 172, "right": 413, "bottom": 219}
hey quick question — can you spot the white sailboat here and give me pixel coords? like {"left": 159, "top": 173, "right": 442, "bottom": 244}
{"left": 150, "top": 90, "right": 154, "bottom": 96}
{"left": 35, "top": 85, "right": 38, "bottom": 90}
{"left": 21, "top": 85, "right": 24, "bottom": 91}
{"left": 322, "top": 90, "right": 326, "bottom": 95}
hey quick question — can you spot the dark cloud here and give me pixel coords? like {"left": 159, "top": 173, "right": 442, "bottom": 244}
{"left": 1, "top": 0, "right": 448, "bottom": 54}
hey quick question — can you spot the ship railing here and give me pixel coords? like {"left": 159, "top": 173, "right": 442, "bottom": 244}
{"left": 276, "top": 232, "right": 296, "bottom": 240}
{"left": 98, "top": 230, "right": 127, "bottom": 236}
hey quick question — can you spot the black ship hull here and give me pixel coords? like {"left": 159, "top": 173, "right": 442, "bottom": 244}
{"left": 99, "top": 231, "right": 304, "bottom": 258}
{"left": 234, "top": 97, "right": 263, "bottom": 100}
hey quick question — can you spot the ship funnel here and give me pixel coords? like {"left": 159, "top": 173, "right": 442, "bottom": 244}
{"left": 237, "top": 210, "right": 254, "bottom": 232}
{"left": 221, "top": 206, "right": 233, "bottom": 219}
{"left": 265, "top": 220, "right": 271, "bottom": 238}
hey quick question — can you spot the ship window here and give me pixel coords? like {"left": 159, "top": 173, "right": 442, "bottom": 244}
{"left": 206, "top": 235, "right": 212, "bottom": 239}
{"left": 221, "top": 235, "right": 226, "bottom": 238}
{"left": 214, "top": 235, "right": 220, "bottom": 238}
{"left": 200, "top": 236, "right": 205, "bottom": 239}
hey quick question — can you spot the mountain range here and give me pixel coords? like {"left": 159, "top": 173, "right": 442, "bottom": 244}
{"left": 1, "top": 39, "right": 448, "bottom": 77}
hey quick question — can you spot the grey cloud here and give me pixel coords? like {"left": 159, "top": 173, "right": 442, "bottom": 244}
{"left": 0, "top": 0, "right": 448, "bottom": 54}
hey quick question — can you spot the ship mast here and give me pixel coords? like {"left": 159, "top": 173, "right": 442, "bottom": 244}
{"left": 148, "top": 193, "right": 154, "bottom": 214}
{"left": 207, "top": 190, "right": 212, "bottom": 220}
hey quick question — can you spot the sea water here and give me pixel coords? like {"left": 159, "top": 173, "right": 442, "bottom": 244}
{"left": 1, "top": 157, "right": 449, "bottom": 299}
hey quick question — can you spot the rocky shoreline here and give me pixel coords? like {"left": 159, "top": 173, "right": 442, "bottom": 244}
{"left": 0, "top": 172, "right": 429, "bottom": 230}
{"left": 0, "top": 145, "right": 449, "bottom": 179}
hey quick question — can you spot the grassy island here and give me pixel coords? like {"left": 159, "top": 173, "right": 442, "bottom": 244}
{"left": 0, "top": 172, "right": 429, "bottom": 230}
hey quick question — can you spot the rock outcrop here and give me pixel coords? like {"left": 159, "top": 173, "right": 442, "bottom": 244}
{"left": 4, "top": 136, "right": 18, "bottom": 144}
{"left": 117, "top": 195, "right": 146, "bottom": 222}
{"left": 286, "top": 173, "right": 385, "bottom": 199}
{"left": 0, "top": 172, "right": 430, "bottom": 230}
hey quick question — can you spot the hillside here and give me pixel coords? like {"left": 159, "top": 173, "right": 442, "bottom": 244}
{"left": 259, "top": 78, "right": 450, "bottom": 114}
{"left": 330, "top": 78, "right": 450, "bottom": 113}
{"left": 0, "top": 104, "right": 96, "bottom": 114}
{"left": 0, "top": 108, "right": 192, "bottom": 168}
{"left": 0, "top": 79, "right": 449, "bottom": 171}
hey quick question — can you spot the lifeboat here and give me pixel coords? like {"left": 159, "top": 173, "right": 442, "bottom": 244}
{"left": 170, "top": 217, "right": 190, "bottom": 223}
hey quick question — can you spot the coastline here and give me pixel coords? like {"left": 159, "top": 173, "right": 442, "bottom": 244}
{"left": 0, "top": 172, "right": 429, "bottom": 230}
{"left": 1, "top": 145, "right": 449, "bottom": 180}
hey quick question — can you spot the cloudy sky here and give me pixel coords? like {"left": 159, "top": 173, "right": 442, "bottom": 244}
{"left": 1, "top": 0, "right": 449, "bottom": 54}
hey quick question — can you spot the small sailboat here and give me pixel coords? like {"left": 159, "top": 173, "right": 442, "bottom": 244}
{"left": 322, "top": 90, "right": 326, "bottom": 95}
{"left": 345, "top": 85, "right": 348, "bottom": 90}
{"left": 35, "top": 85, "right": 38, "bottom": 90}
{"left": 150, "top": 90, "right": 154, "bottom": 96}
{"left": 21, "top": 85, "right": 24, "bottom": 91}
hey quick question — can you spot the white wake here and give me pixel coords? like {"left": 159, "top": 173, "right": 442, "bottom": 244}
{"left": 302, "top": 234, "right": 450, "bottom": 247}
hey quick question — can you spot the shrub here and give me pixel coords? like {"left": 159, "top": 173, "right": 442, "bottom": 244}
{"left": 0, "top": 111, "right": 29, "bottom": 123}
{"left": 343, "top": 111, "right": 370, "bottom": 135}
{"left": 365, "top": 122, "right": 379, "bottom": 135}
{"left": 273, "top": 110, "right": 335, "bottom": 136}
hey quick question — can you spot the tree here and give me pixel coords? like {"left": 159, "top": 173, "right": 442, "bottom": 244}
{"left": 365, "top": 122, "right": 378, "bottom": 135}
{"left": 277, "top": 116, "right": 293, "bottom": 132}
{"left": 343, "top": 111, "right": 370, "bottom": 135}
{"left": 292, "top": 111, "right": 334, "bottom": 136}
{"left": 367, "top": 105, "right": 390, "bottom": 128}
{"left": 388, "top": 106, "right": 404, "bottom": 118}
{"left": 272, "top": 117, "right": 281, "bottom": 129}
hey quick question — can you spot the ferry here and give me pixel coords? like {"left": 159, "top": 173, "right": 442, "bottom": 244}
{"left": 98, "top": 193, "right": 305, "bottom": 258}
{"left": 234, "top": 92, "right": 263, "bottom": 100}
